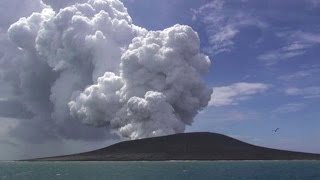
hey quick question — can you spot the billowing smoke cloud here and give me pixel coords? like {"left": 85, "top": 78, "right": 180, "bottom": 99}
{"left": 42, "top": 0, "right": 87, "bottom": 11}
{"left": 69, "top": 25, "right": 212, "bottom": 139}
{"left": 1, "top": 0, "right": 212, "bottom": 142}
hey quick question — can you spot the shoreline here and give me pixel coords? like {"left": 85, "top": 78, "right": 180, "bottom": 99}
{"left": 2, "top": 160, "right": 320, "bottom": 163}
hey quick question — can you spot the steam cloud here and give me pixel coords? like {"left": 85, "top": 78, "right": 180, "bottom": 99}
{"left": 1, "top": 0, "right": 212, "bottom": 141}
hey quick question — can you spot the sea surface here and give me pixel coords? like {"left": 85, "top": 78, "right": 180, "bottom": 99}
{"left": 0, "top": 161, "right": 320, "bottom": 180}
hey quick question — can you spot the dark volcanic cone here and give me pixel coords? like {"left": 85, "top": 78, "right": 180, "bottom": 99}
{"left": 32, "top": 132, "right": 320, "bottom": 161}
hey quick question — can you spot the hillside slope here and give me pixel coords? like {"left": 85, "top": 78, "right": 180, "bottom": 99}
{"left": 33, "top": 132, "right": 320, "bottom": 161}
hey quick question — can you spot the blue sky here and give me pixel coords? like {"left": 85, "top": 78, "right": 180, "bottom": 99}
{"left": 122, "top": 0, "right": 320, "bottom": 153}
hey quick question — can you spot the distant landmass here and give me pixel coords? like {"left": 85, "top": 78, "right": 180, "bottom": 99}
{"left": 32, "top": 132, "right": 320, "bottom": 161}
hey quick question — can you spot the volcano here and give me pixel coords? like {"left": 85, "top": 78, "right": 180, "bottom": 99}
{"left": 32, "top": 132, "right": 320, "bottom": 161}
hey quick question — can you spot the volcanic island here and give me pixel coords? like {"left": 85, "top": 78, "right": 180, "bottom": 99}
{"left": 31, "top": 132, "right": 320, "bottom": 161}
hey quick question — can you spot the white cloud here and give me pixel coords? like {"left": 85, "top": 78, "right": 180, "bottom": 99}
{"left": 279, "top": 71, "right": 313, "bottom": 81}
{"left": 209, "top": 82, "right": 270, "bottom": 107}
{"left": 273, "top": 103, "right": 306, "bottom": 114}
{"left": 276, "top": 31, "right": 320, "bottom": 45}
{"left": 259, "top": 31, "right": 320, "bottom": 66}
{"left": 296, "top": 31, "right": 320, "bottom": 44}
{"left": 192, "top": 0, "right": 266, "bottom": 55}
{"left": 285, "top": 86, "right": 320, "bottom": 98}
{"left": 278, "top": 65, "right": 320, "bottom": 81}
{"left": 258, "top": 42, "right": 309, "bottom": 66}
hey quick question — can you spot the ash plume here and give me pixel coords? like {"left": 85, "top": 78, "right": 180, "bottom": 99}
{"left": 1, "top": 0, "right": 212, "bottom": 142}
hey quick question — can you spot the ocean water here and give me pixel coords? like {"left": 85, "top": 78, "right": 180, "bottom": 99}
{"left": 0, "top": 161, "right": 320, "bottom": 180}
